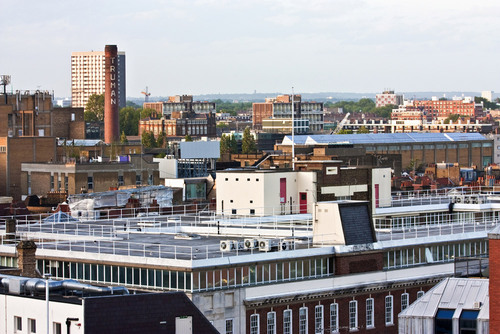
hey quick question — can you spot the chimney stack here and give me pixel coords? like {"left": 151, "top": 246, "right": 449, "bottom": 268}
{"left": 104, "top": 44, "right": 120, "bottom": 143}
{"left": 16, "top": 240, "right": 38, "bottom": 278}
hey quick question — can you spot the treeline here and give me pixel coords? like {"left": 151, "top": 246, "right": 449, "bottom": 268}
{"left": 213, "top": 99, "right": 253, "bottom": 116}
{"left": 325, "top": 98, "right": 395, "bottom": 118}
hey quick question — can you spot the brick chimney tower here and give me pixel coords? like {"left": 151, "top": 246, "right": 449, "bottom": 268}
{"left": 104, "top": 44, "right": 120, "bottom": 143}
{"left": 16, "top": 240, "right": 38, "bottom": 278}
{"left": 489, "top": 227, "right": 500, "bottom": 333}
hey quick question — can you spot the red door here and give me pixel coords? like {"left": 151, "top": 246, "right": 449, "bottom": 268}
{"left": 299, "top": 192, "right": 307, "bottom": 213}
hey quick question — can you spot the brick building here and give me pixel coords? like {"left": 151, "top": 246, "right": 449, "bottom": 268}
{"left": 252, "top": 95, "right": 324, "bottom": 132}
{"left": 392, "top": 97, "right": 484, "bottom": 121}
{"left": 21, "top": 155, "right": 159, "bottom": 196}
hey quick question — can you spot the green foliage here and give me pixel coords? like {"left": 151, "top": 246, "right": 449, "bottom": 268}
{"left": 184, "top": 134, "right": 193, "bottom": 142}
{"left": 141, "top": 108, "right": 158, "bottom": 119}
{"left": 444, "top": 114, "right": 460, "bottom": 124}
{"left": 155, "top": 152, "right": 167, "bottom": 158}
{"left": 126, "top": 100, "right": 141, "bottom": 108}
{"left": 337, "top": 129, "right": 353, "bottom": 134}
{"left": 330, "top": 99, "right": 397, "bottom": 118}
{"left": 241, "top": 127, "right": 257, "bottom": 154}
{"left": 357, "top": 126, "right": 370, "bottom": 134}
{"left": 475, "top": 96, "right": 498, "bottom": 110}
{"left": 439, "top": 97, "right": 447, "bottom": 101}
{"left": 331, "top": 98, "right": 376, "bottom": 114}
{"left": 141, "top": 131, "right": 156, "bottom": 148}
{"left": 120, "top": 131, "right": 128, "bottom": 144}
{"left": 220, "top": 134, "right": 238, "bottom": 154}
{"left": 119, "top": 106, "right": 141, "bottom": 136}
{"left": 217, "top": 122, "right": 229, "bottom": 129}
{"left": 85, "top": 94, "right": 105, "bottom": 121}
{"left": 213, "top": 99, "right": 252, "bottom": 116}
{"left": 156, "top": 131, "right": 166, "bottom": 148}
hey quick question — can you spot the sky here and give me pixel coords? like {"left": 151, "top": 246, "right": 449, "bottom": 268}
{"left": 1, "top": 0, "right": 500, "bottom": 98}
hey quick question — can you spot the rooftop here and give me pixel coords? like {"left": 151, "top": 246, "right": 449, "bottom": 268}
{"left": 281, "top": 132, "right": 488, "bottom": 146}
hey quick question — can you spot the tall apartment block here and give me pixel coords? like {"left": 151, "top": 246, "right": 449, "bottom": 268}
{"left": 71, "top": 49, "right": 126, "bottom": 109}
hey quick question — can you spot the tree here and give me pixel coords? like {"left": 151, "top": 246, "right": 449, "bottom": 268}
{"left": 241, "top": 127, "right": 257, "bottom": 154}
{"left": 141, "top": 108, "right": 158, "bottom": 119}
{"left": 444, "top": 114, "right": 460, "bottom": 124}
{"left": 119, "top": 106, "right": 141, "bottom": 136}
{"left": 184, "top": 134, "right": 193, "bottom": 142}
{"left": 85, "top": 94, "right": 105, "bottom": 122}
{"left": 156, "top": 131, "right": 166, "bottom": 148}
{"left": 120, "top": 131, "right": 128, "bottom": 144}
{"left": 357, "top": 126, "right": 370, "bottom": 134}
{"left": 217, "top": 122, "right": 229, "bottom": 129}
{"left": 141, "top": 131, "right": 156, "bottom": 148}
{"left": 220, "top": 134, "right": 238, "bottom": 154}
{"left": 475, "top": 96, "right": 498, "bottom": 110}
{"left": 337, "top": 129, "right": 353, "bottom": 134}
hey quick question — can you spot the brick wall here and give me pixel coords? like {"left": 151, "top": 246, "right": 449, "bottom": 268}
{"left": 335, "top": 252, "right": 384, "bottom": 275}
{"left": 490, "top": 238, "right": 500, "bottom": 333}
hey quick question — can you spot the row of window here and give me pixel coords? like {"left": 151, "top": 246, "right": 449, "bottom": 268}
{"left": 14, "top": 316, "right": 62, "bottom": 334}
{"left": 365, "top": 142, "right": 491, "bottom": 152}
{"left": 384, "top": 240, "right": 488, "bottom": 270}
{"left": 38, "top": 257, "right": 333, "bottom": 293}
{"left": 248, "top": 292, "right": 425, "bottom": 334}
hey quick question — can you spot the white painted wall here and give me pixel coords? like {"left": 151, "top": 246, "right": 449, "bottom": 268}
{"left": 154, "top": 157, "right": 178, "bottom": 179}
{"left": 371, "top": 168, "right": 392, "bottom": 209}
{"left": 216, "top": 171, "right": 316, "bottom": 216}
{"left": 0, "top": 294, "right": 83, "bottom": 334}
{"left": 312, "top": 202, "right": 344, "bottom": 246}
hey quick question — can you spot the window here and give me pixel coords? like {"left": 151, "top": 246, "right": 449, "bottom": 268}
{"left": 53, "top": 322, "right": 62, "bottom": 334}
{"left": 50, "top": 175, "right": 54, "bottom": 190}
{"left": 250, "top": 314, "right": 259, "bottom": 334}
{"left": 225, "top": 319, "right": 234, "bottom": 334}
{"left": 118, "top": 175, "right": 124, "bottom": 186}
{"left": 283, "top": 309, "right": 292, "bottom": 334}
{"left": 330, "top": 303, "right": 339, "bottom": 333}
{"left": 366, "top": 298, "right": 374, "bottom": 328}
{"left": 385, "top": 295, "right": 394, "bottom": 325}
{"left": 87, "top": 176, "right": 93, "bottom": 190}
{"left": 460, "top": 310, "right": 479, "bottom": 334}
{"left": 28, "top": 318, "right": 36, "bottom": 333}
{"left": 401, "top": 293, "right": 409, "bottom": 311}
{"left": 250, "top": 209, "right": 255, "bottom": 215}
{"left": 349, "top": 300, "right": 358, "bottom": 330}
{"left": 267, "top": 311, "right": 276, "bottom": 334}
{"left": 14, "top": 316, "right": 22, "bottom": 332}
{"left": 315, "top": 305, "right": 324, "bottom": 334}
{"left": 232, "top": 209, "right": 237, "bottom": 214}
{"left": 417, "top": 291, "right": 425, "bottom": 299}
{"left": 299, "top": 307, "right": 308, "bottom": 334}
{"left": 435, "top": 309, "right": 454, "bottom": 334}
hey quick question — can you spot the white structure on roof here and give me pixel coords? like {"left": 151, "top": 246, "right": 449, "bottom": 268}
{"left": 399, "top": 277, "right": 489, "bottom": 334}
{"left": 216, "top": 169, "right": 316, "bottom": 216}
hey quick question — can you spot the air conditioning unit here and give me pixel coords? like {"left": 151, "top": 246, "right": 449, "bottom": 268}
{"left": 464, "top": 196, "right": 471, "bottom": 204}
{"left": 259, "top": 239, "right": 277, "bottom": 252}
{"left": 244, "top": 238, "right": 258, "bottom": 250}
{"left": 454, "top": 196, "right": 463, "bottom": 203}
{"left": 279, "top": 240, "right": 294, "bottom": 251}
{"left": 220, "top": 240, "right": 234, "bottom": 252}
{"left": 473, "top": 301, "right": 482, "bottom": 309}
{"left": 472, "top": 196, "right": 482, "bottom": 204}
{"left": 235, "top": 240, "right": 244, "bottom": 250}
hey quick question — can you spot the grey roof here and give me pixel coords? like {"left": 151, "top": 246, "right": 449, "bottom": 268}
{"left": 281, "top": 133, "right": 488, "bottom": 145}
{"left": 399, "top": 277, "right": 489, "bottom": 320}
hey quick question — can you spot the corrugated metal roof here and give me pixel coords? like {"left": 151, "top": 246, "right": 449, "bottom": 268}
{"left": 281, "top": 133, "right": 488, "bottom": 145}
{"left": 399, "top": 277, "right": 489, "bottom": 320}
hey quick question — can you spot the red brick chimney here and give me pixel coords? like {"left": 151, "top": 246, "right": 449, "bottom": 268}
{"left": 16, "top": 240, "right": 38, "bottom": 278}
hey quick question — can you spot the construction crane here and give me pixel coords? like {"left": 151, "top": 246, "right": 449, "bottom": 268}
{"left": 141, "top": 87, "right": 151, "bottom": 103}
{"left": 331, "top": 112, "right": 351, "bottom": 134}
